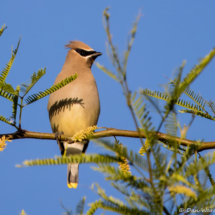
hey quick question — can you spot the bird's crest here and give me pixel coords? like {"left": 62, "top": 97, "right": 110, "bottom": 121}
{"left": 65, "top": 41, "right": 93, "bottom": 51}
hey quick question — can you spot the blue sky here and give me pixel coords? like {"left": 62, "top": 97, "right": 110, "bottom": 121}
{"left": 1, "top": 1, "right": 215, "bottom": 214}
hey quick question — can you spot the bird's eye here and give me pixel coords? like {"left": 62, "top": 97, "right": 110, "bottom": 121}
{"left": 75, "top": 49, "right": 87, "bottom": 57}
{"left": 75, "top": 49, "right": 96, "bottom": 57}
{"left": 80, "top": 51, "right": 85, "bottom": 56}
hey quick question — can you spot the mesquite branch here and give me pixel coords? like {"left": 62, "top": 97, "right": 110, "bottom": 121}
{"left": 0, "top": 128, "right": 214, "bottom": 152}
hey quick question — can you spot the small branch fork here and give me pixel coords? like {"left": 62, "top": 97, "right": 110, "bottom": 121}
{"left": 0, "top": 128, "right": 214, "bottom": 152}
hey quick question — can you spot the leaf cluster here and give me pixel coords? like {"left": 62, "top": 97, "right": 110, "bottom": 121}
{"left": 0, "top": 27, "right": 77, "bottom": 129}
{"left": 141, "top": 49, "right": 215, "bottom": 122}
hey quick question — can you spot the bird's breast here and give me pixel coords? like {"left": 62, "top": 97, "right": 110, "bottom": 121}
{"left": 48, "top": 76, "right": 100, "bottom": 136}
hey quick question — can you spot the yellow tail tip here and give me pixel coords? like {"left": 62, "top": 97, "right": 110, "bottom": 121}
{"left": 68, "top": 183, "right": 78, "bottom": 189}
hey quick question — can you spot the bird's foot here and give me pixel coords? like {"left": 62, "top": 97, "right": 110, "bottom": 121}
{"left": 55, "top": 132, "right": 65, "bottom": 155}
{"left": 55, "top": 131, "right": 64, "bottom": 143}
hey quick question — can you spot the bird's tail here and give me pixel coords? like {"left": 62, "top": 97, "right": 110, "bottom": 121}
{"left": 67, "top": 163, "right": 79, "bottom": 189}
{"left": 64, "top": 142, "right": 85, "bottom": 189}
{"left": 57, "top": 141, "right": 88, "bottom": 189}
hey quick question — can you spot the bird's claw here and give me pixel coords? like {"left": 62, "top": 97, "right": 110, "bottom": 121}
{"left": 55, "top": 131, "right": 64, "bottom": 143}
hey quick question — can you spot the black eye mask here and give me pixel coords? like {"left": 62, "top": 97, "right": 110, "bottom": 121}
{"left": 75, "top": 49, "right": 96, "bottom": 57}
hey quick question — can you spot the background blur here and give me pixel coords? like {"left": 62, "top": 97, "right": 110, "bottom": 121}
{"left": 1, "top": 1, "right": 215, "bottom": 214}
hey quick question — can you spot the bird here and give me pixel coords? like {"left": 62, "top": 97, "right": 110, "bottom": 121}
{"left": 47, "top": 41, "right": 101, "bottom": 189}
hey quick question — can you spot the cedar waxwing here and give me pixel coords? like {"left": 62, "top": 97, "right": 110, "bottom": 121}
{"left": 47, "top": 41, "right": 101, "bottom": 188}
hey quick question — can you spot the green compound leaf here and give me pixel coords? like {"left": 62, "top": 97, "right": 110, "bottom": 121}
{"left": 11, "top": 86, "right": 20, "bottom": 123}
{"left": 178, "top": 48, "right": 215, "bottom": 96}
{"left": 0, "top": 115, "right": 12, "bottom": 125}
{"left": 21, "top": 68, "right": 46, "bottom": 96}
{"left": 0, "top": 82, "right": 17, "bottom": 95}
{"left": 178, "top": 109, "right": 215, "bottom": 121}
{"left": 87, "top": 183, "right": 150, "bottom": 215}
{"left": 131, "top": 91, "right": 153, "bottom": 130}
{"left": 168, "top": 77, "right": 206, "bottom": 111}
{"left": 96, "top": 62, "right": 119, "bottom": 82}
{"left": 142, "top": 89, "right": 204, "bottom": 113}
{"left": 204, "top": 99, "right": 215, "bottom": 116}
{"left": 0, "top": 24, "right": 7, "bottom": 37}
{"left": 0, "top": 89, "right": 14, "bottom": 101}
{"left": 0, "top": 38, "right": 21, "bottom": 83}
{"left": 75, "top": 197, "right": 86, "bottom": 215}
{"left": 25, "top": 74, "right": 77, "bottom": 105}
{"left": 16, "top": 153, "right": 123, "bottom": 167}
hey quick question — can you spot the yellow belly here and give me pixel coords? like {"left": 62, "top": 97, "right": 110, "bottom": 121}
{"left": 49, "top": 103, "right": 99, "bottom": 136}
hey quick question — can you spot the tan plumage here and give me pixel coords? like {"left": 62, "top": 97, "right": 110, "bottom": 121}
{"left": 65, "top": 41, "right": 93, "bottom": 50}
{"left": 47, "top": 41, "right": 101, "bottom": 188}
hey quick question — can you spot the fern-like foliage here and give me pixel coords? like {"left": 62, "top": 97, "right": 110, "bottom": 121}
{"left": 96, "top": 62, "right": 119, "bottom": 82}
{"left": 0, "top": 24, "right": 6, "bottom": 37}
{"left": 93, "top": 139, "right": 149, "bottom": 171}
{"left": 158, "top": 140, "right": 184, "bottom": 155}
{"left": 11, "top": 86, "right": 20, "bottom": 123}
{"left": 111, "top": 182, "right": 148, "bottom": 209}
{"left": 165, "top": 112, "right": 177, "bottom": 137}
{"left": 0, "top": 89, "right": 14, "bottom": 101}
{"left": 169, "top": 77, "right": 206, "bottom": 111}
{"left": 0, "top": 38, "right": 21, "bottom": 83}
{"left": 0, "top": 115, "right": 12, "bottom": 125}
{"left": 125, "top": 189, "right": 150, "bottom": 210}
{"left": 179, "top": 109, "right": 215, "bottom": 121}
{"left": 87, "top": 138, "right": 215, "bottom": 214}
{"left": 75, "top": 197, "right": 86, "bottom": 215}
{"left": 197, "top": 154, "right": 215, "bottom": 187}
{"left": 21, "top": 68, "right": 46, "bottom": 96}
{"left": 141, "top": 49, "right": 215, "bottom": 122}
{"left": 184, "top": 151, "right": 215, "bottom": 178}
{"left": 92, "top": 164, "right": 148, "bottom": 190}
{"left": 111, "top": 182, "right": 130, "bottom": 197}
{"left": 89, "top": 124, "right": 215, "bottom": 214}
{"left": 86, "top": 199, "right": 103, "bottom": 215}
{"left": 142, "top": 88, "right": 204, "bottom": 113}
{"left": 16, "top": 153, "right": 123, "bottom": 167}
{"left": 204, "top": 99, "right": 215, "bottom": 116}
{"left": 25, "top": 74, "right": 77, "bottom": 105}
{"left": 184, "top": 86, "right": 206, "bottom": 110}
{"left": 131, "top": 91, "right": 153, "bottom": 130}
{"left": 175, "top": 143, "right": 200, "bottom": 173}
{"left": 87, "top": 183, "right": 150, "bottom": 215}
{"left": 0, "top": 82, "right": 17, "bottom": 95}
{"left": 122, "top": 14, "right": 140, "bottom": 75}
{"left": 175, "top": 187, "right": 215, "bottom": 213}
{"left": 164, "top": 62, "right": 184, "bottom": 115}
{"left": 178, "top": 48, "right": 215, "bottom": 96}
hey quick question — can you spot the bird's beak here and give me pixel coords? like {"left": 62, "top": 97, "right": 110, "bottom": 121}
{"left": 91, "top": 51, "right": 102, "bottom": 59}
